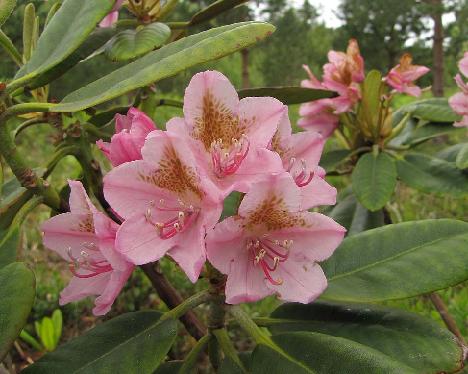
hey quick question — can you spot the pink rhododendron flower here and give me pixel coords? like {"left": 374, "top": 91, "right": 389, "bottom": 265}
{"left": 166, "top": 70, "right": 285, "bottom": 196}
{"left": 449, "top": 52, "right": 468, "bottom": 128}
{"left": 104, "top": 131, "right": 223, "bottom": 282}
{"left": 270, "top": 111, "right": 336, "bottom": 209}
{"left": 300, "top": 40, "right": 365, "bottom": 136}
{"left": 99, "top": 0, "right": 125, "bottom": 28}
{"left": 42, "top": 181, "right": 134, "bottom": 316}
{"left": 384, "top": 53, "right": 430, "bottom": 97}
{"left": 97, "top": 107, "right": 156, "bottom": 167}
{"left": 206, "top": 173, "right": 346, "bottom": 304}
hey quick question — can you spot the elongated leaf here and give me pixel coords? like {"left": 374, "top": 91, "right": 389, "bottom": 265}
{"left": 352, "top": 152, "right": 397, "bottom": 211}
{"left": 436, "top": 143, "right": 465, "bottom": 162}
{"left": 51, "top": 309, "right": 62, "bottom": 345}
{"left": 396, "top": 153, "right": 468, "bottom": 196}
{"left": 153, "top": 361, "right": 183, "bottom": 373}
{"left": 0, "top": 175, "right": 31, "bottom": 230}
{"left": 268, "top": 301, "right": 463, "bottom": 373}
{"left": 0, "top": 262, "right": 36, "bottom": 361}
{"left": 319, "top": 150, "right": 351, "bottom": 172}
{"left": 398, "top": 98, "right": 460, "bottom": 123}
{"left": 0, "top": 225, "right": 19, "bottom": 269}
{"left": 329, "top": 193, "right": 384, "bottom": 236}
{"left": 105, "top": 23, "right": 171, "bottom": 62}
{"left": 190, "top": 0, "right": 249, "bottom": 25}
{"left": 393, "top": 121, "right": 462, "bottom": 146}
{"left": 251, "top": 332, "right": 414, "bottom": 373}
{"left": 23, "top": 312, "right": 177, "bottom": 373}
{"left": 456, "top": 143, "right": 468, "bottom": 169}
{"left": 359, "top": 70, "right": 382, "bottom": 130}
{"left": 11, "top": 0, "right": 114, "bottom": 88}
{"left": 22, "top": 3, "right": 36, "bottom": 63}
{"left": 237, "top": 87, "right": 333, "bottom": 105}
{"left": 51, "top": 22, "right": 275, "bottom": 112}
{"left": 0, "top": 0, "right": 16, "bottom": 27}
{"left": 321, "top": 219, "right": 468, "bottom": 302}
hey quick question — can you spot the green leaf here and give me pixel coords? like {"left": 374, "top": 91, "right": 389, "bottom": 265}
{"left": 38, "top": 317, "right": 55, "bottom": 352}
{"left": 23, "top": 311, "right": 177, "bottom": 373}
{"left": 319, "top": 150, "right": 351, "bottom": 172}
{"left": 237, "top": 87, "right": 333, "bottom": 105}
{"left": 352, "top": 152, "right": 397, "bottom": 211}
{"left": 455, "top": 143, "right": 468, "bottom": 170}
{"left": 398, "top": 122, "right": 462, "bottom": 146}
{"left": 22, "top": 3, "right": 36, "bottom": 63}
{"left": 52, "top": 22, "right": 275, "bottom": 112}
{"left": 359, "top": 70, "right": 382, "bottom": 132}
{"left": 321, "top": 219, "right": 468, "bottom": 302}
{"left": 0, "top": 225, "right": 19, "bottom": 269}
{"left": 396, "top": 153, "right": 468, "bottom": 196}
{"left": 0, "top": 262, "right": 36, "bottom": 361}
{"left": 268, "top": 301, "right": 464, "bottom": 373}
{"left": 105, "top": 23, "right": 171, "bottom": 62}
{"left": 436, "top": 143, "right": 465, "bottom": 162}
{"left": 153, "top": 361, "right": 183, "bottom": 373}
{"left": 11, "top": 0, "right": 115, "bottom": 89}
{"left": 398, "top": 98, "right": 461, "bottom": 123}
{"left": 190, "top": 0, "right": 249, "bottom": 25}
{"left": 221, "top": 191, "right": 242, "bottom": 219}
{"left": 0, "top": 175, "right": 29, "bottom": 229}
{"left": 251, "top": 332, "right": 414, "bottom": 373}
{"left": 329, "top": 193, "right": 384, "bottom": 236}
{"left": 51, "top": 309, "right": 62, "bottom": 346}
{"left": 0, "top": 0, "right": 16, "bottom": 27}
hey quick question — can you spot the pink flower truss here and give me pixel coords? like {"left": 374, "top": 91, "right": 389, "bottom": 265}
{"left": 97, "top": 107, "right": 156, "bottom": 167}
{"left": 299, "top": 39, "right": 365, "bottom": 137}
{"left": 166, "top": 70, "right": 286, "bottom": 196}
{"left": 384, "top": 53, "right": 430, "bottom": 97}
{"left": 42, "top": 181, "right": 134, "bottom": 316}
{"left": 270, "top": 110, "right": 336, "bottom": 210}
{"left": 103, "top": 130, "right": 223, "bottom": 282}
{"left": 99, "top": 0, "right": 125, "bottom": 28}
{"left": 206, "top": 173, "right": 345, "bottom": 304}
{"left": 449, "top": 52, "right": 468, "bottom": 128}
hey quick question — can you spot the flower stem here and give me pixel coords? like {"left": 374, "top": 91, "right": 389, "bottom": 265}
{"left": 213, "top": 328, "right": 246, "bottom": 372}
{"left": 178, "top": 335, "right": 209, "bottom": 374}
{"left": 161, "top": 289, "right": 211, "bottom": 322}
{"left": 429, "top": 292, "right": 466, "bottom": 346}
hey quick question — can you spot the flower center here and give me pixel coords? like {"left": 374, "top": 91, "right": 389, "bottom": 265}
{"left": 210, "top": 134, "right": 250, "bottom": 178}
{"left": 247, "top": 237, "right": 293, "bottom": 285}
{"left": 67, "top": 242, "right": 112, "bottom": 278}
{"left": 287, "top": 157, "right": 314, "bottom": 187}
{"left": 145, "top": 198, "right": 199, "bottom": 239}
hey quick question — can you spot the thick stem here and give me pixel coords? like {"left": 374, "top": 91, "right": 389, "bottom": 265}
{"left": 161, "top": 289, "right": 211, "bottom": 322}
{"left": 429, "top": 292, "right": 466, "bottom": 345}
{"left": 213, "top": 328, "right": 246, "bottom": 372}
{"left": 141, "top": 263, "right": 207, "bottom": 340}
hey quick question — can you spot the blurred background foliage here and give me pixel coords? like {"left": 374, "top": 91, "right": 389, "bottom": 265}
{"left": 1, "top": 0, "right": 467, "bottom": 367}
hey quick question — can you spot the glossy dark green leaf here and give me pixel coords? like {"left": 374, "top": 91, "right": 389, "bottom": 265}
{"left": 0, "top": 262, "right": 36, "bottom": 361}
{"left": 23, "top": 311, "right": 177, "bottom": 373}
{"left": 190, "top": 0, "right": 249, "bottom": 25}
{"left": 0, "top": 175, "right": 31, "bottom": 229}
{"left": 456, "top": 143, "right": 468, "bottom": 170}
{"left": 396, "top": 153, "right": 468, "bottom": 196}
{"left": 329, "top": 193, "right": 384, "bottom": 236}
{"left": 398, "top": 98, "right": 460, "bottom": 123}
{"left": 0, "top": 0, "right": 16, "bottom": 27}
{"left": 251, "top": 332, "right": 414, "bottom": 373}
{"left": 402, "top": 122, "right": 462, "bottom": 146}
{"left": 105, "top": 23, "right": 171, "bottom": 62}
{"left": 11, "top": 0, "right": 115, "bottom": 89}
{"left": 221, "top": 191, "right": 242, "bottom": 219}
{"left": 237, "top": 86, "right": 333, "bottom": 105}
{"left": 0, "top": 225, "right": 19, "bottom": 269}
{"left": 319, "top": 150, "right": 351, "bottom": 172}
{"left": 52, "top": 22, "right": 275, "bottom": 112}
{"left": 352, "top": 152, "right": 397, "bottom": 211}
{"left": 268, "top": 301, "right": 464, "bottom": 373}
{"left": 321, "top": 219, "right": 468, "bottom": 302}
{"left": 153, "top": 361, "right": 183, "bottom": 374}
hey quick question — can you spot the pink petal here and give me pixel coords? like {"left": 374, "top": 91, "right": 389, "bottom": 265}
{"left": 454, "top": 115, "right": 468, "bottom": 128}
{"left": 183, "top": 71, "right": 239, "bottom": 132}
{"left": 116, "top": 213, "right": 177, "bottom": 265}
{"left": 401, "top": 66, "right": 430, "bottom": 82}
{"left": 269, "top": 262, "right": 328, "bottom": 304}
{"left": 288, "top": 131, "right": 324, "bottom": 171}
{"left": 99, "top": 11, "right": 119, "bottom": 28}
{"left": 459, "top": 52, "right": 468, "bottom": 78}
{"left": 60, "top": 272, "right": 110, "bottom": 305}
{"left": 126, "top": 107, "right": 156, "bottom": 135}
{"left": 238, "top": 173, "right": 301, "bottom": 217}
{"left": 93, "top": 266, "right": 133, "bottom": 316}
{"left": 237, "top": 97, "right": 286, "bottom": 148}
{"left": 449, "top": 92, "right": 468, "bottom": 116}
{"left": 68, "top": 180, "right": 97, "bottom": 214}
{"left": 297, "top": 113, "right": 338, "bottom": 138}
{"left": 300, "top": 174, "right": 337, "bottom": 210}
{"left": 301, "top": 64, "right": 324, "bottom": 89}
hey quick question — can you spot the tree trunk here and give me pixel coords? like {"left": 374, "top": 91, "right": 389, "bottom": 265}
{"left": 241, "top": 48, "right": 250, "bottom": 89}
{"left": 430, "top": 0, "right": 444, "bottom": 97}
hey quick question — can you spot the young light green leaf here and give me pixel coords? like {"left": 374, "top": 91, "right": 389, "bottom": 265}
{"left": 455, "top": 143, "right": 468, "bottom": 170}
{"left": 0, "top": 0, "right": 16, "bottom": 27}
{"left": 23, "top": 312, "right": 177, "bottom": 373}
{"left": 38, "top": 317, "right": 56, "bottom": 352}
{"left": 352, "top": 152, "right": 397, "bottom": 211}
{"left": 267, "top": 301, "right": 463, "bottom": 373}
{"left": 105, "top": 23, "right": 171, "bottom": 62}
{"left": 397, "top": 153, "right": 468, "bottom": 196}
{"left": 51, "top": 309, "right": 62, "bottom": 346}
{"left": 22, "top": 3, "right": 36, "bottom": 63}
{"left": 358, "top": 70, "right": 382, "bottom": 134}
{"left": 237, "top": 86, "right": 333, "bottom": 105}
{"left": 321, "top": 219, "right": 468, "bottom": 302}
{"left": 52, "top": 22, "right": 275, "bottom": 112}
{"left": 0, "top": 262, "right": 36, "bottom": 361}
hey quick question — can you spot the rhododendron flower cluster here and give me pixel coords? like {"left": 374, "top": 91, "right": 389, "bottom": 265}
{"left": 449, "top": 52, "right": 468, "bottom": 128}
{"left": 300, "top": 40, "right": 429, "bottom": 138}
{"left": 42, "top": 71, "right": 345, "bottom": 314}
